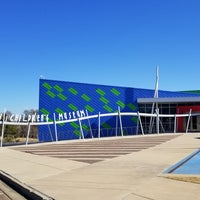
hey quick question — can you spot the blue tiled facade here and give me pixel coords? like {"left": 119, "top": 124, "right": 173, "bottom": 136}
{"left": 38, "top": 79, "right": 200, "bottom": 142}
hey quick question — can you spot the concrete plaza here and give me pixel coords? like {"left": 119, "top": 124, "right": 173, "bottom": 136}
{"left": 0, "top": 133, "right": 200, "bottom": 200}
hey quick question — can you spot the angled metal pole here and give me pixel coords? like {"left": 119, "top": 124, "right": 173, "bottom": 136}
{"left": 155, "top": 65, "right": 159, "bottom": 98}
{"left": 86, "top": 110, "right": 93, "bottom": 138}
{"left": 118, "top": 107, "right": 123, "bottom": 137}
{"left": 48, "top": 124, "right": 54, "bottom": 142}
{"left": 87, "top": 118, "right": 93, "bottom": 138}
{"left": 159, "top": 117, "right": 165, "bottom": 133}
{"left": 78, "top": 118, "right": 84, "bottom": 140}
{"left": 186, "top": 109, "right": 192, "bottom": 133}
{"left": 25, "top": 122, "right": 31, "bottom": 146}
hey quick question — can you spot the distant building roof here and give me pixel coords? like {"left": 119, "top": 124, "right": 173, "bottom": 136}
{"left": 137, "top": 97, "right": 200, "bottom": 104}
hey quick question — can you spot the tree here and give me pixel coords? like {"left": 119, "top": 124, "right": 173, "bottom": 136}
{"left": 0, "top": 111, "right": 21, "bottom": 142}
{"left": 0, "top": 109, "right": 39, "bottom": 143}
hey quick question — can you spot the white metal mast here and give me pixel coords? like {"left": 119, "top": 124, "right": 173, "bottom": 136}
{"left": 149, "top": 65, "right": 159, "bottom": 133}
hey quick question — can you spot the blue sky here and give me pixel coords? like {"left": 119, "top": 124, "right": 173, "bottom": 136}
{"left": 0, "top": 0, "right": 200, "bottom": 113}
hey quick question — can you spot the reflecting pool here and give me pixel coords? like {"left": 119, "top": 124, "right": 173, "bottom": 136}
{"left": 164, "top": 149, "right": 200, "bottom": 174}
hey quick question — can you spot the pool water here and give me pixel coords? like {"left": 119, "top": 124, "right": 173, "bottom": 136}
{"left": 164, "top": 149, "right": 200, "bottom": 175}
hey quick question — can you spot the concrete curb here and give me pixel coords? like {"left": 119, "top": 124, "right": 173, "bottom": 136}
{"left": 0, "top": 180, "right": 26, "bottom": 200}
{"left": 0, "top": 170, "right": 54, "bottom": 200}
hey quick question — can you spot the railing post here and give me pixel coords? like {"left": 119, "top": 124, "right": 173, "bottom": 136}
{"left": 156, "top": 108, "right": 160, "bottom": 134}
{"left": 53, "top": 113, "right": 58, "bottom": 142}
{"left": 174, "top": 114, "right": 177, "bottom": 133}
{"left": 98, "top": 112, "right": 101, "bottom": 139}
{"left": 115, "top": 115, "right": 118, "bottom": 136}
{"left": 0, "top": 111, "right": 6, "bottom": 148}
{"left": 137, "top": 112, "right": 144, "bottom": 135}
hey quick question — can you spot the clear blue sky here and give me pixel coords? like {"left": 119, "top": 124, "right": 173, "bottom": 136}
{"left": 1, "top": 0, "right": 200, "bottom": 113}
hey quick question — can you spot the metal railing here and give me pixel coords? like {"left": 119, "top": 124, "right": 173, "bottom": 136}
{"left": 0, "top": 108, "right": 198, "bottom": 147}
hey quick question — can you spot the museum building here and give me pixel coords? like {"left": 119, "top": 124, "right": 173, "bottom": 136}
{"left": 38, "top": 79, "right": 200, "bottom": 142}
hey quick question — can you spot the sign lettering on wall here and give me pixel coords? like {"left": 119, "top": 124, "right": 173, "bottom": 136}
{"left": 0, "top": 109, "right": 88, "bottom": 123}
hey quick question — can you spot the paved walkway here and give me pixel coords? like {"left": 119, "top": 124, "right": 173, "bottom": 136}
{"left": 0, "top": 133, "right": 200, "bottom": 200}
{"left": 12, "top": 134, "right": 179, "bottom": 164}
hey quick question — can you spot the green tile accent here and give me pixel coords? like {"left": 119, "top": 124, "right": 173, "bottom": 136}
{"left": 116, "top": 100, "right": 125, "bottom": 108}
{"left": 43, "top": 82, "right": 52, "bottom": 90}
{"left": 81, "top": 94, "right": 91, "bottom": 102}
{"left": 55, "top": 108, "right": 64, "bottom": 114}
{"left": 68, "top": 104, "right": 78, "bottom": 111}
{"left": 58, "top": 122, "right": 65, "bottom": 126}
{"left": 51, "top": 108, "right": 65, "bottom": 126}
{"left": 96, "top": 88, "right": 105, "bottom": 96}
{"left": 103, "top": 105, "right": 113, "bottom": 112}
{"left": 127, "top": 103, "right": 137, "bottom": 111}
{"left": 111, "top": 88, "right": 120, "bottom": 96}
{"left": 54, "top": 85, "right": 63, "bottom": 93}
{"left": 82, "top": 124, "right": 89, "bottom": 131}
{"left": 85, "top": 105, "right": 94, "bottom": 113}
{"left": 70, "top": 122, "right": 79, "bottom": 129}
{"left": 57, "top": 93, "right": 67, "bottom": 101}
{"left": 40, "top": 108, "right": 50, "bottom": 115}
{"left": 68, "top": 87, "right": 78, "bottom": 95}
{"left": 46, "top": 90, "right": 56, "bottom": 98}
{"left": 74, "top": 130, "right": 81, "bottom": 137}
{"left": 102, "top": 123, "right": 111, "bottom": 129}
{"left": 100, "top": 97, "right": 109, "bottom": 104}
{"left": 131, "top": 117, "right": 138, "bottom": 123}
{"left": 40, "top": 108, "right": 52, "bottom": 122}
